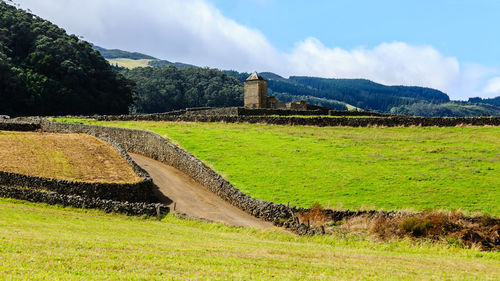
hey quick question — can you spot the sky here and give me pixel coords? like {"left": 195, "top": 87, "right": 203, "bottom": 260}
{"left": 12, "top": 0, "right": 500, "bottom": 100}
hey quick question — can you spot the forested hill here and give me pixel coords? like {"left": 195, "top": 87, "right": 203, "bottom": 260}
{"left": 225, "top": 71, "right": 450, "bottom": 112}
{"left": 120, "top": 66, "right": 243, "bottom": 113}
{"left": 0, "top": 1, "right": 135, "bottom": 116}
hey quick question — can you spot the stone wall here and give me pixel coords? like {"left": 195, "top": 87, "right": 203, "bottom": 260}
{"left": 0, "top": 185, "right": 169, "bottom": 216}
{"left": 0, "top": 120, "right": 41, "bottom": 131}
{"left": 0, "top": 120, "right": 170, "bottom": 216}
{"left": 95, "top": 107, "right": 392, "bottom": 120}
{"left": 96, "top": 114, "right": 500, "bottom": 127}
{"left": 0, "top": 133, "right": 158, "bottom": 203}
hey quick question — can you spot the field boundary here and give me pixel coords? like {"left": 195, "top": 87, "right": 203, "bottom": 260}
{"left": 95, "top": 113, "right": 500, "bottom": 127}
{"left": 0, "top": 134, "right": 157, "bottom": 203}
{"left": 0, "top": 185, "right": 168, "bottom": 216}
{"left": 0, "top": 120, "right": 171, "bottom": 216}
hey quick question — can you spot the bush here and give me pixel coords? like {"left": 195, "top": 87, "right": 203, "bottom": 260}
{"left": 400, "top": 217, "right": 432, "bottom": 237}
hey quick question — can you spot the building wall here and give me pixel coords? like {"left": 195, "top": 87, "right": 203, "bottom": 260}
{"left": 244, "top": 80, "right": 268, "bottom": 108}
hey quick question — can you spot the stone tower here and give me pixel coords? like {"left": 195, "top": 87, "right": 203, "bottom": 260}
{"left": 244, "top": 71, "right": 268, "bottom": 108}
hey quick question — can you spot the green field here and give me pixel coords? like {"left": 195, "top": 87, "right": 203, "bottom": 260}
{"left": 0, "top": 198, "right": 499, "bottom": 280}
{"left": 55, "top": 119, "right": 500, "bottom": 215}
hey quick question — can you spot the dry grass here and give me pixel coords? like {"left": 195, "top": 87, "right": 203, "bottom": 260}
{"left": 0, "top": 131, "right": 141, "bottom": 183}
{"left": 368, "top": 211, "right": 500, "bottom": 251}
{"left": 106, "top": 58, "right": 153, "bottom": 68}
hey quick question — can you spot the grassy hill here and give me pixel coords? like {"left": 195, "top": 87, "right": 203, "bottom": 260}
{"left": 57, "top": 119, "right": 500, "bottom": 216}
{"left": 1, "top": 198, "right": 499, "bottom": 280}
{"left": 0, "top": 131, "right": 140, "bottom": 183}
{"left": 94, "top": 46, "right": 196, "bottom": 69}
{"left": 107, "top": 58, "right": 154, "bottom": 69}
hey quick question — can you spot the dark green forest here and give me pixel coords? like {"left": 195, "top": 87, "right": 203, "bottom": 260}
{"left": 119, "top": 66, "right": 243, "bottom": 113}
{"left": 0, "top": 1, "right": 135, "bottom": 116}
{"left": 468, "top": 96, "right": 500, "bottom": 107}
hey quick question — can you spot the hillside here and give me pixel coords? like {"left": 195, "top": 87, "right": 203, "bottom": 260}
{"left": 120, "top": 66, "right": 243, "bottom": 113}
{"left": 92, "top": 45, "right": 157, "bottom": 60}
{"left": 0, "top": 2, "right": 134, "bottom": 116}
{"left": 94, "top": 46, "right": 196, "bottom": 69}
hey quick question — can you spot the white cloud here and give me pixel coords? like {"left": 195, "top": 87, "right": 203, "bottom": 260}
{"left": 483, "top": 77, "right": 500, "bottom": 95}
{"left": 285, "top": 38, "right": 460, "bottom": 93}
{"left": 15, "top": 0, "right": 283, "bottom": 71}
{"left": 13, "top": 0, "right": 500, "bottom": 100}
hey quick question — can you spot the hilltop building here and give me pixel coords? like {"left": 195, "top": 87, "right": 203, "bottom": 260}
{"left": 243, "top": 72, "right": 307, "bottom": 110}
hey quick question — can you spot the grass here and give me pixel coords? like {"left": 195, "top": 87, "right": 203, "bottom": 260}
{"left": 54, "top": 119, "right": 500, "bottom": 215}
{"left": 0, "top": 131, "right": 141, "bottom": 183}
{"left": 106, "top": 58, "right": 153, "bottom": 69}
{"left": 0, "top": 198, "right": 499, "bottom": 280}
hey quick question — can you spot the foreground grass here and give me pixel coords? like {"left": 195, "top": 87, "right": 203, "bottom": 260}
{"left": 0, "top": 198, "right": 499, "bottom": 280}
{"left": 57, "top": 119, "right": 500, "bottom": 215}
{"left": 0, "top": 131, "right": 140, "bottom": 183}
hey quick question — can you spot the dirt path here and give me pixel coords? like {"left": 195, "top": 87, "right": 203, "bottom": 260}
{"left": 130, "top": 153, "right": 274, "bottom": 229}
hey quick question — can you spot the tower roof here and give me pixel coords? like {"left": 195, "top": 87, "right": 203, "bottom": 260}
{"left": 245, "top": 71, "right": 266, "bottom": 81}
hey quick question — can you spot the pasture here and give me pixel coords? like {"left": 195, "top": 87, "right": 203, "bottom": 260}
{"left": 55, "top": 119, "right": 500, "bottom": 215}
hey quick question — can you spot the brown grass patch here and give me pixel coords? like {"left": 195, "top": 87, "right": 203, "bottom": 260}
{"left": 297, "top": 203, "right": 329, "bottom": 227}
{"left": 0, "top": 131, "right": 141, "bottom": 183}
{"left": 369, "top": 211, "right": 500, "bottom": 250}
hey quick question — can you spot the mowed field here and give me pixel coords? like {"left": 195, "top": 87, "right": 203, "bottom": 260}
{"left": 56, "top": 119, "right": 500, "bottom": 215}
{"left": 0, "top": 131, "right": 140, "bottom": 183}
{"left": 0, "top": 198, "right": 499, "bottom": 280}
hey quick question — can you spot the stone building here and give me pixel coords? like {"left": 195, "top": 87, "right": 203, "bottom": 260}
{"left": 243, "top": 71, "right": 308, "bottom": 110}
{"left": 243, "top": 72, "right": 268, "bottom": 108}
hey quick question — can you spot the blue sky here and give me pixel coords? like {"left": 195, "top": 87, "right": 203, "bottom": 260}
{"left": 211, "top": 0, "right": 499, "bottom": 65}
{"left": 14, "top": 0, "right": 500, "bottom": 100}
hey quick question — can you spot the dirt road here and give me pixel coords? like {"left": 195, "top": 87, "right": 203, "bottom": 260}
{"left": 130, "top": 153, "right": 273, "bottom": 229}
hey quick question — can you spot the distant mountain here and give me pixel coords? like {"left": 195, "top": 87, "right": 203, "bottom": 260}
{"left": 92, "top": 46, "right": 157, "bottom": 60}
{"left": 93, "top": 46, "right": 500, "bottom": 116}
{"left": 94, "top": 46, "right": 196, "bottom": 69}
{"left": 468, "top": 96, "right": 500, "bottom": 107}
{"left": 225, "top": 71, "right": 449, "bottom": 113}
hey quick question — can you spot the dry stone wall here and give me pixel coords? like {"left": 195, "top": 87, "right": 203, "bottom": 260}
{"left": 0, "top": 132, "right": 157, "bottom": 203}
{"left": 0, "top": 120, "right": 41, "bottom": 131}
{"left": 96, "top": 112, "right": 500, "bottom": 127}
{"left": 0, "top": 185, "right": 169, "bottom": 216}
{"left": 0, "top": 119, "right": 170, "bottom": 216}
